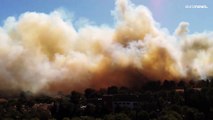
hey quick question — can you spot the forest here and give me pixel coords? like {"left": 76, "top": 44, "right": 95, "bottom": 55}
{"left": 0, "top": 79, "right": 213, "bottom": 120}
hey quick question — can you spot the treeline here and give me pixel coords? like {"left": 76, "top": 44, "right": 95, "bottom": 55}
{"left": 0, "top": 79, "right": 213, "bottom": 120}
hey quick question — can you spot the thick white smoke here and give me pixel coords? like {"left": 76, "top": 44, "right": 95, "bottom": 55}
{"left": 0, "top": 0, "right": 212, "bottom": 94}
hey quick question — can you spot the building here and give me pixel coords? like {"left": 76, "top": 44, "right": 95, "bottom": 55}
{"left": 112, "top": 94, "right": 139, "bottom": 112}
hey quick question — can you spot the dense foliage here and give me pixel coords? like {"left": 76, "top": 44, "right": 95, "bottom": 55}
{"left": 1, "top": 79, "right": 213, "bottom": 120}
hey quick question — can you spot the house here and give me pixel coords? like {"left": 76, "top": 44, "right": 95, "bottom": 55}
{"left": 175, "top": 88, "right": 202, "bottom": 94}
{"left": 175, "top": 89, "right": 184, "bottom": 93}
{"left": 112, "top": 94, "right": 139, "bottom": 112}
{"left": 0, "top": 98, "right": 8, "bottom": 104}
{"left": 102, "top": 95, "right": 113, "bottom": 112}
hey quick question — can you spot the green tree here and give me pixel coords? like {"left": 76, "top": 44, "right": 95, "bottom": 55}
{"left": 84, "top": 88, "right": 97, "bottom": 99}
{"left": 107, "top": 86, "right": 118, "bottom": 95}
{"left": 159, "top": 110, "right": 183, "bottom": 120}
{"left": 137, "top": 110, "right": 149, "bottom": 120}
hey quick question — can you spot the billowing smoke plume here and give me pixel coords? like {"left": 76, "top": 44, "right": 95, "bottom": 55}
{"left": 0, "top": 0, "right": 212, "bottom": 94}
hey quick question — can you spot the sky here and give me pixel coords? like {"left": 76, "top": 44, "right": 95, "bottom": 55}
{"left": 0, "top": 0, "right": 212, "bottom": 33}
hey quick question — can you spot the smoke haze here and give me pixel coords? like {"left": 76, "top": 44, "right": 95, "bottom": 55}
{"left": 0, "top": 0, "right": 212, "bottom": 94}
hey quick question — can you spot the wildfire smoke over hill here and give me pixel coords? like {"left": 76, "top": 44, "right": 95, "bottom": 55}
{"left": 0, "top": 0, "right": 212, "bottom": 94}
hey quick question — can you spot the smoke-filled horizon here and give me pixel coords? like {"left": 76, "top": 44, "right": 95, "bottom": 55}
{"left": 0, "top": 0, "right": 212, "bottom": 94}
